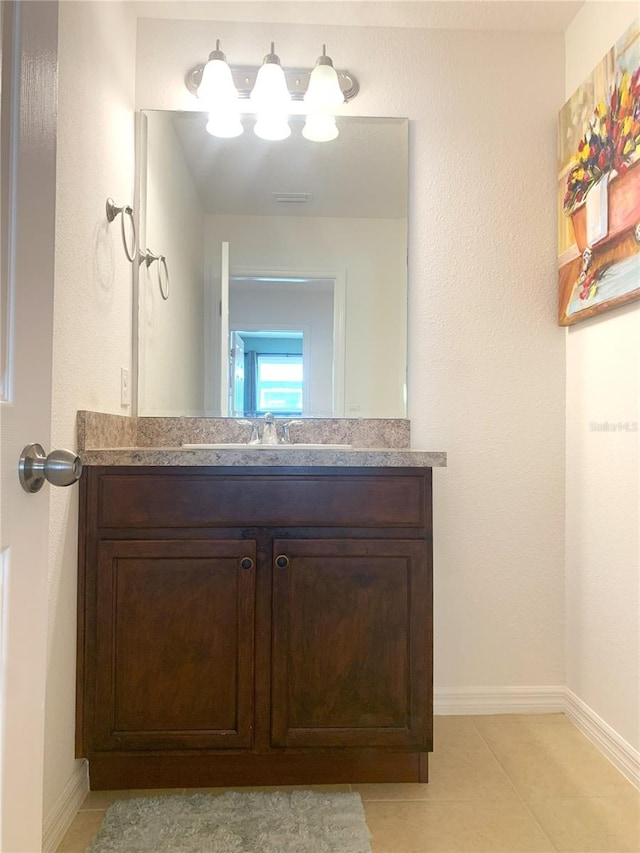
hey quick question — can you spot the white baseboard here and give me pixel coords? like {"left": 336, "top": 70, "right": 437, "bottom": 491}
{"left": 42, "top": 760, "right": 89, "bottom": 853}
{"left": 434, "top": 685, "right": 639, "bottom": 791}
{"left": 564, "top": 688, "right": 640, "bottom": 790}
{"left": 434, "top": 685, "right": 566, "bottom": 715}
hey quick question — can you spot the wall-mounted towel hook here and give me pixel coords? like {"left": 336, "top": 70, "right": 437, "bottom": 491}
{"left": 105, "top": 198, "right": 137, "bottom": 263}
{"left": 139, "top": 247, "right": 170, "bottom": 301}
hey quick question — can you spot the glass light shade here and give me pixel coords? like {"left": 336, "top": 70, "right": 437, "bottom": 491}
{"left": 302, "top": 115, "right": 339, "bottom": 142}
{"left": 304, "top": 63, "right": 344, "bottom": 113}
{"left": 250, "top": 62, "right": 292, "bottom": 112}
{"left": 254, "top": 113, "right": 291, "bottom": 141}
{"left": 197, "top": 58, "right": 238, "bottom": 105}
{"left": 205, "top": 111, "right": 243, "bottom": 138}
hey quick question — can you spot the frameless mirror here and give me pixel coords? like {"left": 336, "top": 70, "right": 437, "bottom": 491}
{"left": 135, "top": 110, "right": 408, "bottom": 418}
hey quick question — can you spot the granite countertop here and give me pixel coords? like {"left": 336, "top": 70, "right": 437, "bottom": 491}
{"left": 76, "top": 412, "right": 447, "bottom": 468}
{"left": 79, "top": 446, "right": 447, "bottom": 468}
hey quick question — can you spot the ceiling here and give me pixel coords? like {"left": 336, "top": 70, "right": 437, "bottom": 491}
{"left": 134, "top": 1, "right": 585, "bottom": 33}
{"left": 167, "top": 112, "right": 408, "bottom": 218}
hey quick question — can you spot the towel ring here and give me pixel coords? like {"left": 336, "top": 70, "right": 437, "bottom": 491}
{"left": 105, "top": 198, "right": 137, "bottom": 263}
{"left": 139, "top": 248, "right": 170, "bottom": 301}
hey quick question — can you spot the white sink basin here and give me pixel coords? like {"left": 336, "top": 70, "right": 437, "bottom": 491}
{"left": 182, "top": 443, "right": 352, "bottom": 450}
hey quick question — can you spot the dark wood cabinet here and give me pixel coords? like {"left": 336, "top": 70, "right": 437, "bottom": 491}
{"left": 271, "top": 538, "right": 429, "bottom": 749}
{"left": 77, "top": 466, "right": 433, "bottom": 789}
{"left": 93, "top": 539, "right": 255, "bottom": 752}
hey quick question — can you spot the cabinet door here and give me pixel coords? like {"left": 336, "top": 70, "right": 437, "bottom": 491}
{"left": 93, "top": 540, "right": 255, "bottom": 751}
{"left": 271, "top": 539, "right": 431, "bottom": 749}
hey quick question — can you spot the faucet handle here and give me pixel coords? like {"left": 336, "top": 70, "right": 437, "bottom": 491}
{"left": 282, "top": 420, "right": 304, "bottom": 444}
{"left": 237, "top": 419, "right": 259, "bottom": 444}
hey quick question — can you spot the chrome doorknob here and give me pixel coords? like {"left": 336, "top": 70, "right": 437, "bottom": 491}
{"left": 19, "top": 444, "right": 83, "bottom": 493}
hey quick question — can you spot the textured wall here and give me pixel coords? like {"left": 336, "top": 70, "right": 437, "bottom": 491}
{"left": 45, "top": 0, "right": 137, "bottom": 819}
{"left": 564, "top": 2, "right": 640, "bottom": 749}
{"left": 137, "top": 18, "right": 566, "bottom": 690}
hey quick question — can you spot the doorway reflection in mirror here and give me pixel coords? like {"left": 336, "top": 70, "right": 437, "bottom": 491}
{"left": 228, "top": 275, "right": 335, "bottom": 417}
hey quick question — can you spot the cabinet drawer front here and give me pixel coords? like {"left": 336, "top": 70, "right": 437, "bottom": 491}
{"left": 96, "top": 472, "right": 426, "bottom": 529}
{"left": 92, "top": 540, "right": 255, "bottom": 752}
{"left": 271, "top": 538, "right": 432, "bottom": 750}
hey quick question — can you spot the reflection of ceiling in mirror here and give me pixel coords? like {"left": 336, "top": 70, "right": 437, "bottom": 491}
{"left": 166, "top": 113, "right": 407, "bottom": 219}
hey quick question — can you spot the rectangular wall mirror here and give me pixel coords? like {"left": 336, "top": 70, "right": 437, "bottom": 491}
{"left": 134, "top": 111, "right": 408, "bottom": 418}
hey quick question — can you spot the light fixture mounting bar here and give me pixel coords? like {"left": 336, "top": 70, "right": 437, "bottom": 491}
{"left": 185, "top": 64, "right": 359, "bottom": 102}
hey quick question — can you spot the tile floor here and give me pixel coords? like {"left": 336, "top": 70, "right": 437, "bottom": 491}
{"left": 57, "top": 714, "right": 639, "bottom": 852}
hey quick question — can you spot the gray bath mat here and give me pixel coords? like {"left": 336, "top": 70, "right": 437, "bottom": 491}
{"left": 85, "top": 790, "right": 373, "bottom": 852}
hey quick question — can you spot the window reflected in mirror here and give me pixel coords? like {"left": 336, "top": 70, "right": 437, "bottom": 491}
{"left": 230, "top": 331, "right": 304, "bottom": 417}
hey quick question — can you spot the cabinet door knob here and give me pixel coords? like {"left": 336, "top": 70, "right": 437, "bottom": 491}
{"left": 275, "top": 554, "right": 290, "bottom": 569}
{"left": 240, "top": 557, "right": 254, "bottom": 570}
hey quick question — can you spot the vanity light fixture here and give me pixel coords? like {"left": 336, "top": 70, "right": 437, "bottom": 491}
{"left": 250, "top": 44, "right": 292, "bottom": 141}
{"left": 196, "top": 40, "right": 243, "bottom": 139}
{"left": 303, "top": 45, "right": 343, "bottom": 142}
{"left": 185, "top": 43, "right": 359, "bottom": 142}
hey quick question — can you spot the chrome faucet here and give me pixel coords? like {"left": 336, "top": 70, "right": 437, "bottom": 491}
{"left": 237, "top": 420, "right": 259, "bottom": 444}
{"left": 260, "top": 413, "right": 279, "bottom": 445}
{"left": 282, "top": 420, "right": 303, "bottom": 444}
{"left": 239, "top": 414, "right": 302, "bottom": 445}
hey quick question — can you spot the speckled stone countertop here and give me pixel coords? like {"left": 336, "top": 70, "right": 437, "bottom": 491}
{"left": 76, "top": 411, "right": 446, "bottom": 468}
{"left": 79, "top": 446, "right": 447, "bottom": 468}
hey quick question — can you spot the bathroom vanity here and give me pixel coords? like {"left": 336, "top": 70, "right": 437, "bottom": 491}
{"left": 75, "top": 416, "right": 445, "bottom": 790}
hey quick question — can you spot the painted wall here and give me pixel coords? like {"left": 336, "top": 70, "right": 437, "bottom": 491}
{"left": 139, "top": 111, "right": 205, "bottom": 415}
{"left": 564, "top": 4, "right": 639, "bottom": 749}
{"left": 45, "top": 0, "right": 136, "bottom": 824}
{"left": 137, "top": 19, "right": 566, "bottom": 691}
{"left": 205, "top": 213, "right": 406, "bottom": 417}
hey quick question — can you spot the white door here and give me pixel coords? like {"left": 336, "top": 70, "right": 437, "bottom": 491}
{"left": 0, "top": 2, "right": 59, "bottom": 850}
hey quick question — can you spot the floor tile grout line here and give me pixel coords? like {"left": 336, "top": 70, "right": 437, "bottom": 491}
{"left": 468, "top": 715, "right": 562, "bottom": 852}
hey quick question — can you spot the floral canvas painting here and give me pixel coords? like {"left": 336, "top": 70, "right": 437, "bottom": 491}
{"left": 557, "top": 20, "right": 640, "bottom": 325}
